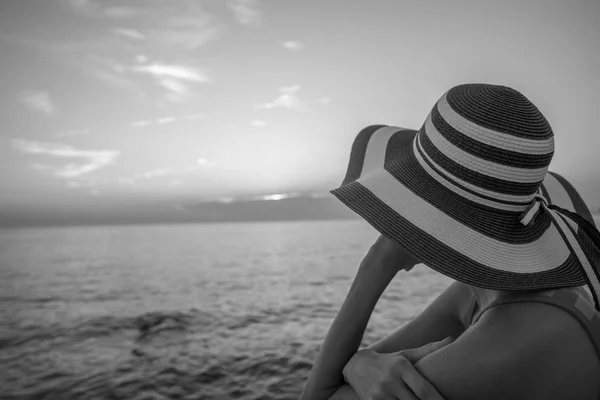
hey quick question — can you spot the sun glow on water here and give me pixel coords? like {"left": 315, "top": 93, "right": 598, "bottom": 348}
{"left": 260, "top": 193, "right": 291, "bottom": 201}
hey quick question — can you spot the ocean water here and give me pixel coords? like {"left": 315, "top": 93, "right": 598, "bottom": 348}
{"left": 1, "top": 218, "right": 598, "bottom": 400}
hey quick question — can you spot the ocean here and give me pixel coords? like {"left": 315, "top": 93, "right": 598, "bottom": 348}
{"left": 1, "top": 217, "right": 599, "bottom": 400}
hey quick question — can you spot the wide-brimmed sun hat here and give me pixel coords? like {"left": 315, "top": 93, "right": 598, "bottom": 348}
{"left": 331, "top": 83, "right": 600, "bottom": 310}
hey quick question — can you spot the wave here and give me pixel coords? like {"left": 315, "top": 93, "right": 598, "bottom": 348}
{"left": 0, "top": 308, "right": 221, "bottom": 352}
{"left": 0, "top": 295, "right": 66, "bottom": 304}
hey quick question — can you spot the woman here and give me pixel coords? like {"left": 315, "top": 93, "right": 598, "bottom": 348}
{"left": 300, "top": 84, "right": 600, "bottom": 400}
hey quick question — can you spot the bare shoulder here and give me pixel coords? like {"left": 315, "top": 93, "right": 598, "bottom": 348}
{"left": 493, "top": 301, "right": 600, "bottom": 398}
{"left": 414, "top": 300, "right": 600, "bottom": 400}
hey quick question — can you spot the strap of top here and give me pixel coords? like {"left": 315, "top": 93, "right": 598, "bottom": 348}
{"left": 472, "top": 288, "right": 600, "bottom": 359}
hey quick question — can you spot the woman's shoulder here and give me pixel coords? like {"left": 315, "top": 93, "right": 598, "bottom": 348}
{"left": 414, "top": 295, "right": 600, "bottom": 400}
{"left": 480, "top": 298, "right": 600, "bottom": 399}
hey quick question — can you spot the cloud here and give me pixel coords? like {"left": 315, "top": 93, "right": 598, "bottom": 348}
{"left": 131, "top": 64, "right": 209, "bottom": 82}
{"left": 18, "top": 91, "right": 55, "bottom": 116}
{"left": 131, "top": 63, "right": 209, "bottom": 101}
{"left": 158, "top": 78, "right": 188, "bottom": 94}
{"left": 255, "top": 85, "right": 308, "bottom": 111}
{"left": 87, "top": 56, "right": 206, "bottom": 102}
{"left": 129, "top": 114, "right": 205, "bottom": 128}
{"left": 156, "top": 117, "right": 176, "bottom": 124}
{"left": 317, "top": 96, "right": 332, "bottom": 104}
{"left": 112, "top": 28, "right": 145, "bottom": 40}
{"left": 157, "top": 77, "right": 195, "bottom": 102}
{"left": 60, "top": 162, "right": 112, "bottom": 179}
{"left": 229, "top": 0, "right": 262, "bottom": 26}
{"left": 282, "top": 41, "right": 304, "bottom": 50}
{"left": 251, "top": 120, "right": 267, "bottom": 127}
{"left": 12, "top": 139, "right": 119, "bottom": 178}
{"left": 130, "top": 120, "right": 153, "bottom": 128}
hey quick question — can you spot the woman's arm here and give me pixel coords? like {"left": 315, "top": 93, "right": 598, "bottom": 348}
{"left": 324, "top": 336, "right": 454, "bottom": 400}
{"left": 319, "top": 281, "right": 472, "bottom": 399}
{"left": 326, "top": 385, "right": 360, "bottom": 400}
{"left": 300, "top": 261, "right": 397, "bottom": 400}
{"left": 368, "top": 281, "right": 473, "bottom": 353}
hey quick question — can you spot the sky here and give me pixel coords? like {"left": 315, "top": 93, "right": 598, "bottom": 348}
{"left": 1, "top": 0, "right": 599, "bottom": 226}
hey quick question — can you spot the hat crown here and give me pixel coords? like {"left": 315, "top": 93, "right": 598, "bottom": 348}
{"left": 416, "top": 83, "right": 555, "bottom": 203}
{"left": 446, "top": 84, "right": 554, "bottom": 141}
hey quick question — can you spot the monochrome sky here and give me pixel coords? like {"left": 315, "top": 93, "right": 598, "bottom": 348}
{"left": 1, "top": 0, "right": 599, "bottom": 224}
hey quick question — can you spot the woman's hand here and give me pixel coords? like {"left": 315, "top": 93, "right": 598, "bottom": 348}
{"left": 361, "top": 235, "right": 420, "bottom": 276}
{"left": 342, "top": 337, "right": 454, "bottom": 400}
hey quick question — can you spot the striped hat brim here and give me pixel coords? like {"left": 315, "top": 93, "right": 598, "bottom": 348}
{"left": 331, "top": 125, "right": 600, "bottom": 292}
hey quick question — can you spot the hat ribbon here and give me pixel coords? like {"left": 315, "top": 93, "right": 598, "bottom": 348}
{"left": 520, "top": 194, "right": 600, "bottom": 311}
